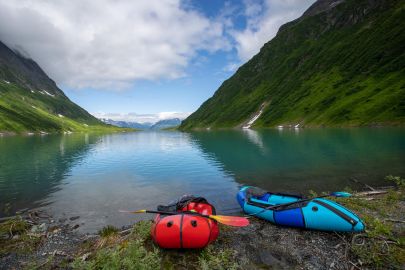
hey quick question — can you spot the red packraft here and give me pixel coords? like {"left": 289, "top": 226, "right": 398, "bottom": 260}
{"left": 151, "top": 196, "right": 219, "bottom": 249}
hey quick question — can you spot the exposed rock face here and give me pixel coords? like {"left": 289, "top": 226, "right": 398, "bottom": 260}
{"left": 303, "top": 0, "right": 346, "bottom": 17}
{"left": 0, "top": 40, "right": 103, "bottom": 130}
{"left": 0, "top": 41, "right": 63, "bottom": 97}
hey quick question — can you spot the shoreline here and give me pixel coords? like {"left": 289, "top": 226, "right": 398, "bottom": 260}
{"left": 178, "top": 123, "right": 405, "bottom": 132}
{"left": 2, "top": 123, "right": 405, "bottom": 136}
{"left": 0, "top": 129, "right": 136, "bottom": 137}
{"left": 1, "top": 182, "right": 404, "bottom": 269}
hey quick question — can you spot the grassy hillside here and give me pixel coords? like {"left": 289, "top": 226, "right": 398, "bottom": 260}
{"left": 0, "top": 81, "right": 125, "bottom": 133}
{"left": 181, "top": 0, "right": 405, "bottom": 129}
{"left": 0, "top": 41, "right": 127, "bottom": 133}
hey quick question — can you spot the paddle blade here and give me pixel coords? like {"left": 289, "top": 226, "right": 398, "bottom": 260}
{"left": 208, "top": 215, "right": 250, "bottom": 227}
{"left": 331, "top": 191, "right": 351, "bottom": 198}
{"left": 119, "top": 209, "right": 147, "bottom": 214}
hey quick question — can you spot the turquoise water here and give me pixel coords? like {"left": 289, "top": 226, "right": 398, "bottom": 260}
{"left": 0, "top": 129, "right": 404, "bottom": 232}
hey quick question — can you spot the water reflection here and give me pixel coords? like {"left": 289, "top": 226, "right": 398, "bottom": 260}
{"left": 190, "top": 128, "right": 405, "bottom": 193}
{"left": 31, "top": 132, "right": 238, "bottom": 232}
{"left": 0, "top": 134, "right": 100, "bottom": 216}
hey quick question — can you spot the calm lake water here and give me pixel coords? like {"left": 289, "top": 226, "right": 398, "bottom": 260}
{"left": 0, "top": 128, "right": 404, "bottom": 232}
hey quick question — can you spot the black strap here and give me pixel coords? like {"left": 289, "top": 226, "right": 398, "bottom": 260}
{"left": 245, "top": 187, "right": 305, "bottom": 200}
{"left": 247, "top": 198, "right": 310, "bottom": 210}
{"left": 247, "top": 198, "right": 273, "bottom": 208}
{"left": 313, "top": 200, "right": 358, "bottom": 226}
{"left": 157, "top": 195, "right": 213, "bottom": 213}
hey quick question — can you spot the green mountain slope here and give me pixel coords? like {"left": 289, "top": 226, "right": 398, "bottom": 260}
{"left": 181, "top": 0, "right": 405, "bottom": 129}
{"left": 0, "top": 41, "right": 122, "bottom": 133}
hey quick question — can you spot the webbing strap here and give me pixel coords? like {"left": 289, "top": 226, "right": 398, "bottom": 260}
{"left": 313, "top": 200, "right": 358, "bottom": 226}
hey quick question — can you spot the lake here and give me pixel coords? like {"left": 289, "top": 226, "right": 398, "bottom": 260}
{"left": 0, "top": 128, "right": 404, "bottom": 232}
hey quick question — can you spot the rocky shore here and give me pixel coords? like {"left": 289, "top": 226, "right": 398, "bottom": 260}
{"left": 1, "top": 178, "right": 404, "bottom": 269}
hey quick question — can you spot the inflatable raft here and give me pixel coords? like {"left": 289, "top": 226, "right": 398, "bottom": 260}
{"left": 151, "top": 196, "right": 219, "bottom": 248}
{"left": 237, "top": 186, "right": 364, "bottom": 232}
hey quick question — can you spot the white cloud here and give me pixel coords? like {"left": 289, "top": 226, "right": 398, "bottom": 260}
{"left": 93, "top": 111, "right": 190, "bottom": 123}
{"left": 0, "top": 0, "right": 230, "bottom": 89}
{"left": 0, "top": 0, "right": 316, "bottom": 91}
{"left": 231, "top": 0, "right": 316, "bottom": 61}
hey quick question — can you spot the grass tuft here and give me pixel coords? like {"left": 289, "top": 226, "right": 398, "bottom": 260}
{"left": 335, "top": 176, "right": 405, "bottom": 268}
{"left": 199, "top": 246, "right": 238, "bottom": 270}
{"left": 98, "top": 225, "right": 119, "bottom": 238}
{"left": 0, "top": 216, "right": 41, "bottom": 255}
{"left": 74, "top": 222, "right": 160, "bottom": 270}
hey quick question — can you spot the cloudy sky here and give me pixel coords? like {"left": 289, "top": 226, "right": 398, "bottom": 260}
{"left": 0, "top": 0, "right": 315, "bottom": 122}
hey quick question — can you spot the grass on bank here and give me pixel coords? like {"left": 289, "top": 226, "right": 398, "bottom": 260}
{"left": 332, "top": 175, "right": 405, "bottom": 268}
{"left": 73, "top": 221, "right": 237, "bottom": 270}
{"left": 0, "top": 216, "right": 41, "bottom": 255}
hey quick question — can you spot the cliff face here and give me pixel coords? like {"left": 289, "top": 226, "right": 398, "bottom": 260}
{"left": 181, "top": 0, "right": 405, "bottom": 129}
{"left": 0, "top": 42, "right": 64, "bottom": 97}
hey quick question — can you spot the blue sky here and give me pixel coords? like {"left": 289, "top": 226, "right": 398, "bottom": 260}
{"left": 0, "top": 0, "right": 315, "bottom": 122}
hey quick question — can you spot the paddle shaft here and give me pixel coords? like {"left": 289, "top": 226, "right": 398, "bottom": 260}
{"left": 248, "top": 193, "right": 334, "bottom": 216}
{"left": 121, "top": 209, "right": 250, "bottom": 226}
{"left": 144, "top": 210, "right": 211, "bottom": 218}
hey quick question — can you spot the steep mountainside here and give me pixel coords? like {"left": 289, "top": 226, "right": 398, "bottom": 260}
{"left": 0, "top": 41, "right": 116, "bottom": 133}
{"left": 181, "top": 0, "right": 405, "bottom": 129}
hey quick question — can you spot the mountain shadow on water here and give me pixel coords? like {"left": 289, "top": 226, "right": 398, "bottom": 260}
{"left": 0, "top": 134, "right": 101, "bottom": 216}
{"left": 189, "top": 129, "right": 405, "bottom": 192}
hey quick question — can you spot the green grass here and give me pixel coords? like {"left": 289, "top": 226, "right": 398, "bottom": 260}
{"left": 0, "top": 81, "right": 132, "bottom": 133}
{"left": 333, "top": 176, "right": 405, "bottom": 268}
{"left": 73, "top": 221, "right": 160, "bottom": 270}
{"left": 98, "top": 225, "right": 119, "bottom": 238}
{"left": 74, "top": 221, "right": 239, "bottom": 270}
{"left": 73, "top": 240, "right": 161, "bottom": 270}
{"left": 0, "top": 217, "right": 41, "bottom": 255}
{"left": 198, "top": 246, "right": 238, "bottom": 270}
{"left": 181, "top": 0, "right": 405, "bottom": 129}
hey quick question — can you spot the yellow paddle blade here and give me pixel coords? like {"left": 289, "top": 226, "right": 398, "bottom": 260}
{"left": 119, "top": 209, "right": 146, "bottom": 214}
{"left": 208, "top": 215, "right": 250, "bottom": 227}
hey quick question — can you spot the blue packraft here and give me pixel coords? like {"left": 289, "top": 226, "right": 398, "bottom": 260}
{"left": 237, "top": 186, "right": 364, "bottom": 232}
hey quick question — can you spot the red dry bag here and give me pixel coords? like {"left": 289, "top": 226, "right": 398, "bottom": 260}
{"left": 151, "top": 196, "right": 219, "bottom": 249}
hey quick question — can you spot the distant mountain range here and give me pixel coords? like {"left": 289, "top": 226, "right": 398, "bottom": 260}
{"left": 100, "top": 119, "right": 153, "bottom": 130}
{"left": 181, "top": 0, "right": 405, "bottom": 129}
{"left": 0, "top": 41, "right": 120, "bottom": 133}
{"left": 100, "top": 118, "right": 181, "bottom": 130}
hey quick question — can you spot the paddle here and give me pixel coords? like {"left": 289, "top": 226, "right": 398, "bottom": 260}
{"left": 247, "top": 191, "right": 352, "bottom": 216}
{"left": 119, "top": 209, "right": 250, "bottom": 227}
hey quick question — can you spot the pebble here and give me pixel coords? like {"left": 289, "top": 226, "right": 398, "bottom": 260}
{"left": 69, "top": 216, "right": 80, "bottom": 221}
